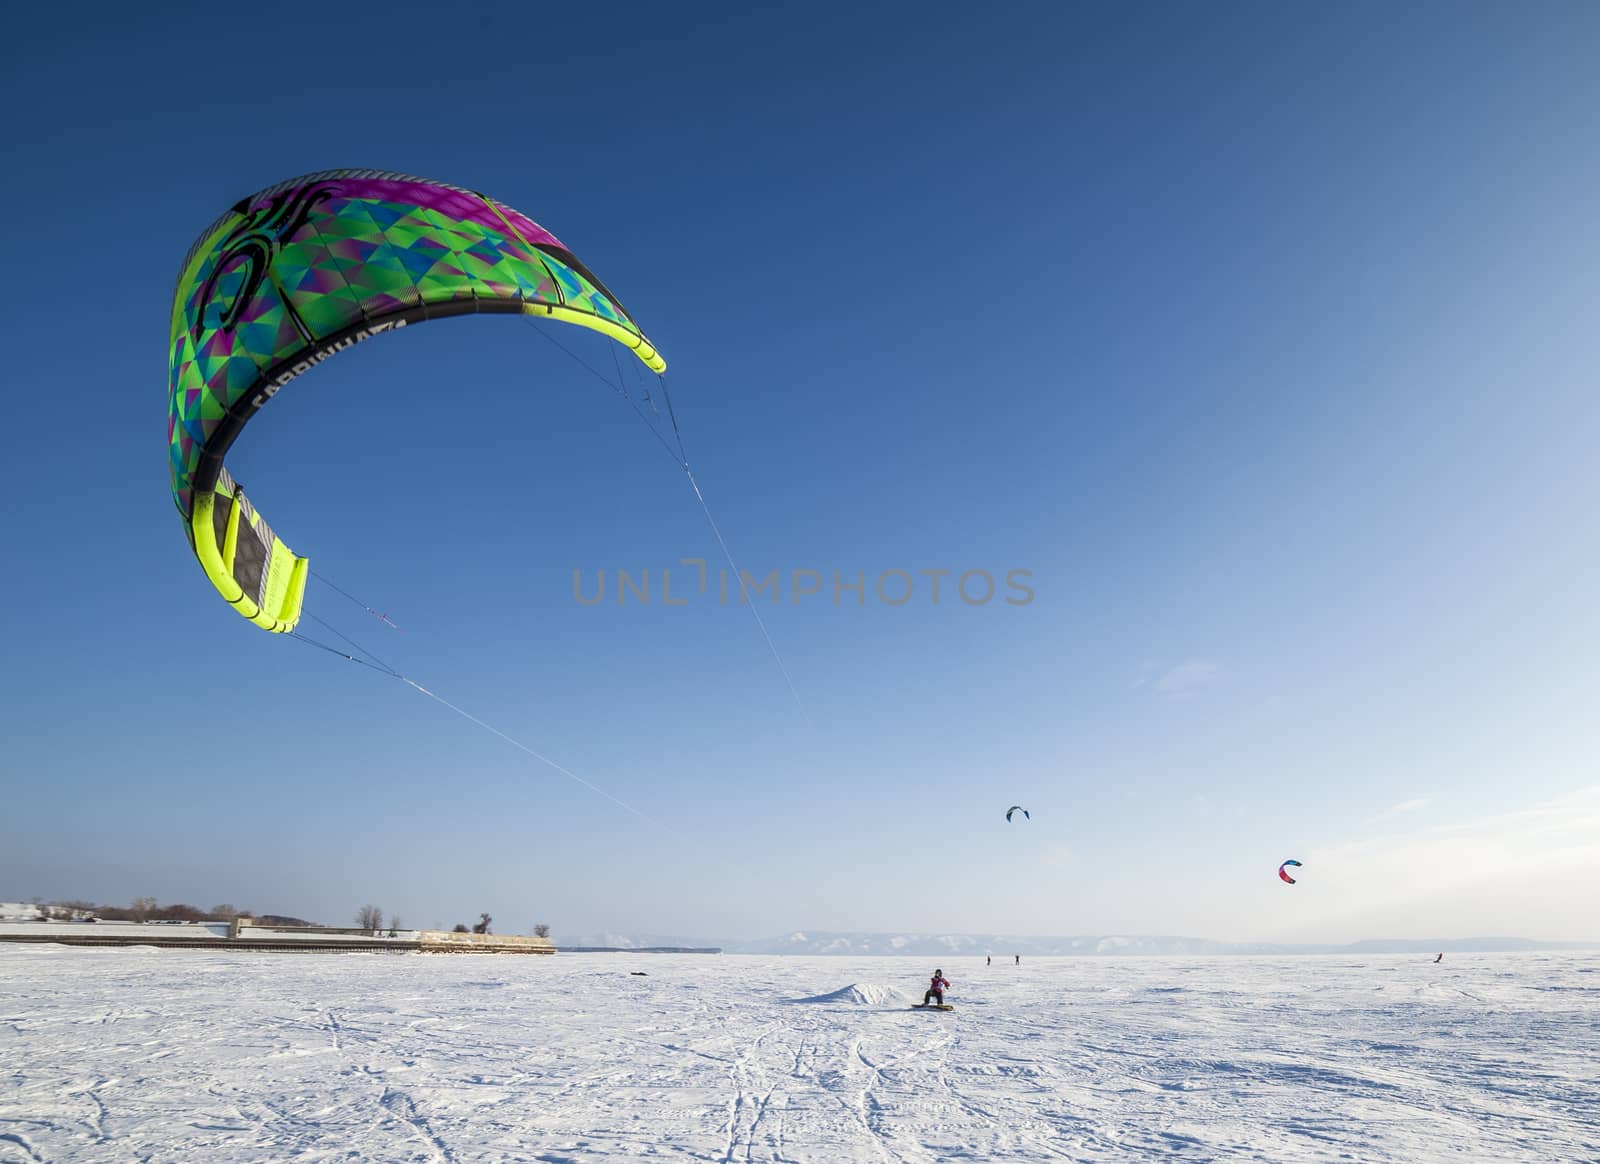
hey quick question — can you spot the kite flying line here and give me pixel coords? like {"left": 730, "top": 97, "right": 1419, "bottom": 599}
{"left": 288, "top": 609, "right": 674, "bottom": 833}
{"left": 523, "top": 319, "right": 813, "bottom": 730}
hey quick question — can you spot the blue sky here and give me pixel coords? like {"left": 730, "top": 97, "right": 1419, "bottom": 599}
{"left": 3, "top": 1, "right": 1598, "bottom": 942}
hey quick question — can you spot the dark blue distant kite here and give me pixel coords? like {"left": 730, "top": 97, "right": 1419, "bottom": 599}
{"left": 1006, "top": 806, "right": 1030, "bottom": 822}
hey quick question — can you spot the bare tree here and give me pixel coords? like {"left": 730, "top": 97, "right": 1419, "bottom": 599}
{"left": 355, "top": 904, "right": 384, "bottom": 933}
{"left": 533, "top": 923, "right": 551, "bottom": 938}
{"left": 130, "top": 896, "right": 157, "bottom": 923}
{"left": 473, "top": 912, "right": 492, "bottom": 935}
{"left": 387, "top": 916, "right": 403, "bottom": 938}
{"left": 211, "top": 904, "right": 238, "bottom": 921}
{"left": 453, "top": 923, "right": 470, "bottom": 933}
{"left": 153, "top": 903, "right": 206, "bottom": 922}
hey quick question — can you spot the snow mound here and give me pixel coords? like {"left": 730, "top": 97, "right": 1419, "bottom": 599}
{"left": 787, "top": 983, "right": 913, "bottom": 1007}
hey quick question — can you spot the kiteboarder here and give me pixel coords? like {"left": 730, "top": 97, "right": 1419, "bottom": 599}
{"left": 1434, "top": 953, "right": 1443, "bottom": 964}
{"left": 924, "top": 969, "right": 951, "bottom": 1006}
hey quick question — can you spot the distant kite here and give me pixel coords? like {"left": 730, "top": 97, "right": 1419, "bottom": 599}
{"left": 1006, "top": 806, "right": 1030, "bottom": 822}
{"left": 1278, "top": 859, "right": 1302, "bottom": 885}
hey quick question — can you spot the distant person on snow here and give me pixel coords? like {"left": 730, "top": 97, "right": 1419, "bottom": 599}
{"left": 924, "top": 969, "right": 951, "bottom": 1006}
{"left": 986, "top": 955, "right": 991, "bottom": 966}
{"left": 1015, "top": 954, "right": 1020, "bottom": 966}
{"left": 1434, "top": 953, "right": 1443, "bottom": 963}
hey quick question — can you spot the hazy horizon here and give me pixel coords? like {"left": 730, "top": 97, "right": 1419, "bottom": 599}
{"left": 5, "top": 895, "right": 1594, "bottom": 954}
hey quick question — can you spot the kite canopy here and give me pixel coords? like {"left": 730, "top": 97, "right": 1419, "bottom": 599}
{"left": 1278, "top": 859, "right": 1302, "bottom": 884}
{"left": 1006, "top": 805, "right": 1030, "bottom": 822}
{"left": 168, "top": 169, "right": 664, "bottom": 632}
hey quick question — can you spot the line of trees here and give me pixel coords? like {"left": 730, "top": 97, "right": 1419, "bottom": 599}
{"left": 27, "top": 898, "right": 271, "bottom": 924}
{"left": 447, "top": 912, "right": 495, "bottom": 934}
{"left": 355, "top": 908, "right": 555, "bottom": 940}
{"left": 20, "top": 896, "right": 551, "bottom": 940}
{"left": 430, "top": 911, "right": 551, "bottom": 939}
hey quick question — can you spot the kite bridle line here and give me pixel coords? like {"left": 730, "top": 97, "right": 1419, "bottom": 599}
{"left": 310, "top": 569, "right": 401, "bottom": 631}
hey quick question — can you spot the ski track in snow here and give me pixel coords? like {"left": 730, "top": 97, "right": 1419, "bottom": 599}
{"left": 0, "top": 949, "right": 1596, "bottom": 1161}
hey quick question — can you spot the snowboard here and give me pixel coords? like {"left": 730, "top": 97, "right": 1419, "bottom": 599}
{"left": 911, "top": 1003, "right": 954, "bottom": 1011}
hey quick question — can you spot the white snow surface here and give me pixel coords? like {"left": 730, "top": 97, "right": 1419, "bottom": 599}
{"left": 2, "top": 947, "right": 1596, "bottom": 1162}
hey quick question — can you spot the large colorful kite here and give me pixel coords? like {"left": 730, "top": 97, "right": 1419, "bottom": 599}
{"left": 168, "top": 169, "right": 663, "bottom": 632}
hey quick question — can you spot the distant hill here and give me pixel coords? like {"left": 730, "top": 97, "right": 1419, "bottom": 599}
{"left": 579, "top": 930, "right": 1597, "bottom": 957}
{"left": 733, "top": 932, "right": 1599, "bottom": 956}
{"left": 568, "top": 932, "right": 733, "bottom": 950}
{"left": 562, "top": 946, "right": 722, "bottom": 954}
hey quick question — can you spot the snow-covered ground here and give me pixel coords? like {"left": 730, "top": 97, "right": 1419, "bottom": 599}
{"left": 1, "top": 948, "right": 1595, "bottom": 1162}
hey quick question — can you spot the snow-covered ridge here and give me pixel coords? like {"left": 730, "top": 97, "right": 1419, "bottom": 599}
{"left": 786, "top": 982, "right": 914, "bottom": 1006}
{"left": 711, "top": 932, "right": 1595, "bottom": 956}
